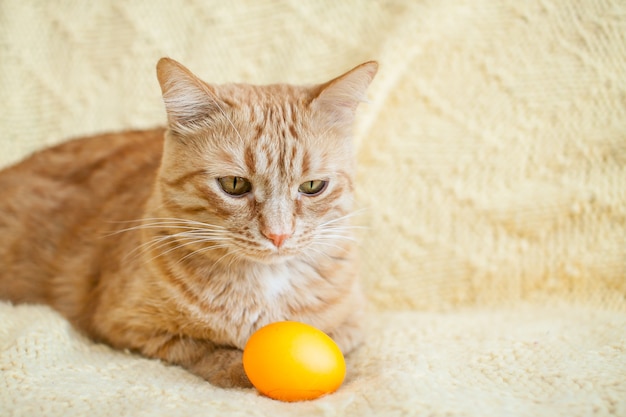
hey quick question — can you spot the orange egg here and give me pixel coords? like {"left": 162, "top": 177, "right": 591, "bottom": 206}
{"left": 242, "top": 321, "right": 346, "bottom": 402}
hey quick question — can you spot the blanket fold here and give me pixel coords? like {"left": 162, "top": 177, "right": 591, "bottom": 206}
{"left": 1, "top": 0, "right": 625, "bottom": 415}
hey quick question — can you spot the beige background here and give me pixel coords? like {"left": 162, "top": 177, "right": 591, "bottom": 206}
{"left": 1, "top": 1, "right": 625, "bottom": 416}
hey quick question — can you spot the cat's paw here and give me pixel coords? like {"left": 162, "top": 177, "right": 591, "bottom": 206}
{"left": 190, "top": 347, "right": 252, "bottom": 389}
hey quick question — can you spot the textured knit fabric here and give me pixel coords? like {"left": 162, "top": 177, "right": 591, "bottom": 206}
{"left": 1, "top": 1, "right": 625, "bottom": 416}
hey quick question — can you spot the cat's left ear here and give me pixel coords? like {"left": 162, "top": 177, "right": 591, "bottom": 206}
{"left": 311, "top": 61, "right": 378, "bottom": 126}
{"left": 156, "top": 58, "right": 220, "bottom": 133}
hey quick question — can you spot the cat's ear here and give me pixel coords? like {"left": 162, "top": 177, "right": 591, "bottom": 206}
{"left": 311, "top": 61, "right": 378, "bottom": 126}
{"left": 156, "top": 58, "right": 220, "bottom": 133}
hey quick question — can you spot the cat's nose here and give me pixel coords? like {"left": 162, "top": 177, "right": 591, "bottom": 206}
{"left": 263, "top": 232, "right": 292, "bottom": 248}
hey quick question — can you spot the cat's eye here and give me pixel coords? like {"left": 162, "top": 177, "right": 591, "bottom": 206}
{"left": 218, "top": 176, "right": 252, "bottom": 196}
{"left": 298, "top": 180, "right": 327, "bottom": 196}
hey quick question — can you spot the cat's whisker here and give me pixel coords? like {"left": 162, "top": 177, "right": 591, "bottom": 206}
{"left": 141, "top": 217, "right": 226, "bottom": 230}
{"left": 143, "top": 239, "right": 232, "bottom": 266}
{"left": 300, "top": 248, "right": 326, "bottom": 264}
{"left": 177, "top": 243, "right": 233, "bottom": 265}
{"left": 321, "top": 225, "right": 367, "bottom": 232}
{"left": 316, "top": 234, "right": 358, "bottom": 243}
{"left": 302, "top": 245, "right": 341, "bottom": 263}
{"left": 119, "top": 221, "right": 230, "bottom": 262}
{"left": 173, "top": 232, "right": 230, "bottom": 242}
{"left": 108, "top": 215, "right": 229, "bottom": 262}
{"left": 310, "top": 216, "right": 366, "bottom": 246}
{"left": 145, "top": 235, "right": 230, "bottom": 258}
{"left": 310, "top": 240, "right": 351, "bottom": 255}
{"left": 117, "top": 222, "right": 225, "bottom": 234}
{"left": 318, "top": 226, "right": 359, "bottom": 235}
{"left": 150, "top": 230, "right": 231, "bottom": 253}
{"left": 314, "top": 223, "right": 359, "bottom": 242}
{"left": 105, "top": 217, "right": 226, "bottom": 236}
{"left": 121, "top": 227, "right": 230, "bottom": 262}
{"left": 105, "top": 224, "right": 224, "bottom": 239}
{"left": 121, "top": 232, "right": 185, "bottom": 262}
{"left": 318, "top": 209, "right": 367, "bottom": 229}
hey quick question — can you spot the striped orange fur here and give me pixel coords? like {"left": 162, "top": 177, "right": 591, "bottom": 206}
{"left": 0, "top": 58, "right": 377, "bottom": 388}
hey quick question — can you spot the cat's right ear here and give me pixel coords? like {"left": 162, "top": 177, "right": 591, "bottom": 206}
{"left": 156, "top": 58, "right": 219, "bottom": 133}
{"left": 311, "top": 61, "right": 378, "bottom": 128}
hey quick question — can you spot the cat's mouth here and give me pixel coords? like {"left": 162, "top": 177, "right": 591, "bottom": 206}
{"left": 245, "top": 247, "right": 297, "bottom": 265}
{"left": 227, "top": 231, "right": 314, "bottom": 265}
{"left": 229, "top": 239, "right": 302, "bottom": 265}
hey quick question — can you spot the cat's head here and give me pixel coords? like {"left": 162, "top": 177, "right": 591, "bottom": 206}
{"left": 153, "top": 58, "right": 377, "bottom": 264}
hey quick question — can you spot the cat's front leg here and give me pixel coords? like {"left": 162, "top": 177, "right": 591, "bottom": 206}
{"left": 326, "top": 314, "right": 365, "bottom": 355}
{"left": 187, "top": 347, "right": 251, "bottom": 389}
{"left": 131, "top": 331, "right": 251, "bottom": 389}
{"left": 323, "top": 284, "right": 367, "bottom": 355}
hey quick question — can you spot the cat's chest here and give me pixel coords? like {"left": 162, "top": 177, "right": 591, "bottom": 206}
{"left": 181, "top": 262, "right": 315, "bottom": 348}
{"left": 215, "top": 264, "right": 296, "bottom": 308}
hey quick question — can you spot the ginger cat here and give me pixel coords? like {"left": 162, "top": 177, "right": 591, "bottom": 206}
{"left": 0, "top": 58, "right": 377, "bottom": 388}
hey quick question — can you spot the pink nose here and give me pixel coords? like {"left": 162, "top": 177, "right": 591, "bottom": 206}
{"left": 263, "top": 232, "right": 291, "bottom": 248}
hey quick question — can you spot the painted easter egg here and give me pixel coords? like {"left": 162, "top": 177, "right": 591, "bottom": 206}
{"left": 242, "top": 321, "right": 346, "bottom": 402}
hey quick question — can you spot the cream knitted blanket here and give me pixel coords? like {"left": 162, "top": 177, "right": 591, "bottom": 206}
{"left": 1, "top": 1, "right": 625, "bottom": 416}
